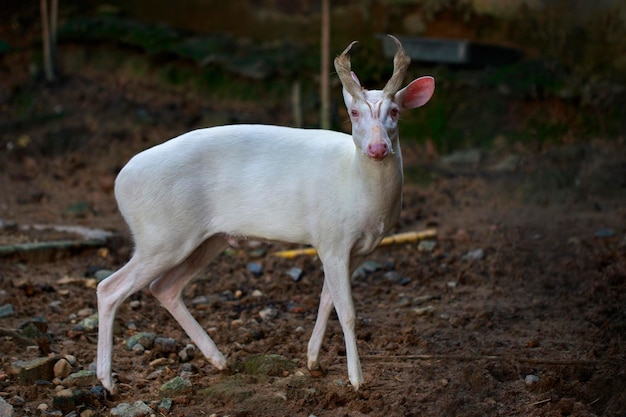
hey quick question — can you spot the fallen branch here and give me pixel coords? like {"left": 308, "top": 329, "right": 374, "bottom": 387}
{"left": 273, "top": 229, "right": 437, "bottom": 258}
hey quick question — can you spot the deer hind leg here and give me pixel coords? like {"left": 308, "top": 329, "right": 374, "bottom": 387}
{"left": 97, "top": 256, "right": 169, "bottom": 393}
{"left": 149, "top": 235, "right": 229, "bottom": 370}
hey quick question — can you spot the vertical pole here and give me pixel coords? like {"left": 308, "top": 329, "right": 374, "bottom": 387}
{"left": 320, "top": 0, "right": 330, "bottom": 129}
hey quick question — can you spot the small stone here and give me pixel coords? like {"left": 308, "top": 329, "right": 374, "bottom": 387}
{"left": 154, "top": 337, "right": 178, "bottom": 355}
{"left": 417, "top": 239, "right": 437, "bottom": 252}
{"left": 525, "top": 374, "right": 539, "bottom": 385}
{"left": 94, "top": 269, "right": 114, "bottom": 282}
{"left": 412, "top": 306, "right": 435, "bottom": 316}
{"left": 287, "top": 267, "right": 303, "bottom": 282}
{"left": 259, "top": 306, "right": 278, "bottom": 321}
{"left": 129, "top": 300, "right": 141, "bottom": 310}
{"left": 77, "top": 307, "right": 94, "bottom": 317}
{"left": 251, "top": 289, "right": 263, "bottom": 297}
{"left": 10, "top": 357, "right": 56, "bottom": 385}
{"left": 594, "top": 228, "right": 615, "bottom": 238}
{"left": 159, "top": 376, "right": 192, "bottom": 398}
{"left": 132, "top": 343, "right": 145, "bottom": 355}
{"left": 62, "top": 370, "right": 96, "bottom": 387}
{"left": 53, "top": 359, "right": 72, "bottom": 379}
{"left": 178, "top": 344, "right": 196, "bottom": 362}
{"left": 126, "top": 332, "right": 156, "bottom": 350}
{"left": 80, "top": 410, "right": 98, "bottom": 417}
{"left": 110, "top": 401, "right": 154, "bottom": 417}
{"left": 158, "top": 398, "right": 173, "bottom": 414}
{"left": 462, "top": 248, "right": 484, "bottom": 261}
{"left": 0, "top": 303, "right": 14, "bottom": 318}
{"left": 247, "top": 262, "right": 263, "bottom": 276}
{"left": 52, "top": 388, "right": 85, "bottom": 414}
{"left": 383, "top": 271, "right": 402, "bottom": 283}
{"left": 0, "top": 397, "right": 13, "bottom": 417}
{"left": 72, "top": 314, "right": 98, "bottom": 332}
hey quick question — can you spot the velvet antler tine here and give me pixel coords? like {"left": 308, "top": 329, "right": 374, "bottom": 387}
{"left": 334, "top": 41, "right": 364, "bottom": 100}
{"left": 382, "top": 35, "right": 411, "bottom": 97}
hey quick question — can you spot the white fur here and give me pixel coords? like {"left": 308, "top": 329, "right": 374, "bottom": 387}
{"left": 96, "top": 61, "right": 434, "bottom": 393}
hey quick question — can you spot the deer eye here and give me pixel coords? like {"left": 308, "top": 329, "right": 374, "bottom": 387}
{"left": 390, "top": 107, "right": 399, "bottom": 118}
{"left": 350, "top": 109, "right": 359, "bottom": 118}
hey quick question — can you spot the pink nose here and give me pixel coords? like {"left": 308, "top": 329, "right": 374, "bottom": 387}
{"left": 367, "top": 142, "right": 389, "bottom": 160}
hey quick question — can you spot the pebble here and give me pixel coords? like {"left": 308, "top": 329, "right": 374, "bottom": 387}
{"left": 594, "top": 227, "right": 615, "bottom": 238}
{"left": 10, "top": 357, "right": 56, "bottom": 385}
{"left": 94, "top": 270, "right": 114, "bottom": 282}
{"left": 52, "top": 388, "right": 85, "bottom": 414}
{"left": 158, "top": 398, "right": 173, "bottom": 414}
{"left": 0, "top": 397, "right": 13, "bottom": 417}
{"left": 126, "top": 332, "right": 156, "bottom": 350}
{"left": 352, "top": 260, "right": 382, "bottom": 279}
{"left": 62, "top": 370, "right": 96, "bottom": 387}
{"left": 0, "top": 304, "right": 14, "bottom": 318}
{"left": 159, "top": 376, "right": 192, "bottom": 398}
{"left": 525, "top": 374, "right": 539, "bottom": 385}
{"left": 259, "top": 306, "right": 278, "bottom": 321}
{"left": 53, "top": 359, "right": 72, "bottom": 379}
{"left": 153, "top": 337, "right": 178, "bottom": 355}
{"left": 247, "top": 262, "right": 264, "bottom": 276}
{"left": 417, "top": 239, "right": 437, "bottom": 252}
{"left": 287, "top": 267, "right": 303, "bottom": 282}
{"left": 462, "top": 248, "right": 485, "bottom": 261}
{"left": 72, "top": 314, "right": 98, "bottom": 332}
{"left": 110, "top": 401, "right": 154, "bottom": 417}
{"left": 252, "top": 289, "right": 264, "bottom": 297}
{"left": 178, "top": 344, "right": 196, "bottom": 362}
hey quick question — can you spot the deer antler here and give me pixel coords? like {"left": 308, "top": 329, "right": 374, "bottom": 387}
{"left": 334, "top": 41, "right": 365, "bottom": 100}
{"left": 382, "top": 35, "right": 411, "bottom": 98}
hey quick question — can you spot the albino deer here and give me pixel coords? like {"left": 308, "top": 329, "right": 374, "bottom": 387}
{"left": 96, "top": 35, "right": 434, "bottom": 393}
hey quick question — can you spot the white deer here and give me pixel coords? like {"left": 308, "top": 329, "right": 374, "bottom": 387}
{"left": 96, "top": 35, "right": 435, "bottom": 393}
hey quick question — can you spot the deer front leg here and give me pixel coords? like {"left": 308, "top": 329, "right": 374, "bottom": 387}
{"left": 317, "top": 252, "right": 363, "bottom": 390}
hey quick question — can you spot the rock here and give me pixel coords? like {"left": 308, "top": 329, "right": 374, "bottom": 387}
{"left": 62, "top": 370, "right": 97, "bottom": 387}
{"left": 287, "top": 267, "right": 303, "bottom": 282}
{"left": 94, "top": 269, "right": 114, "bottom": 282}
{"left": 72, "top": 314, "right": 99, "bottom": 332}
{"left": 52, "top": 388, "right": 85, "bottom": 414}
{"left": 383, "top": 271, "right": 402, "bottom": 283}
{"left": 126, "top": 332, "right": 156, "bottom": 350}
{"left": 462, "top": 248, "right": 485, "bottom": 261}
{"left": 247, "top": 262, "right": 264, "bottom": 276}
{"left": 259, "top": 306, "right": 278, "bottom": 321}
{"left": 178, "top": 344, "right": 196, "bottom": 362}
{"left": 525, "top": 374, "right": 539, "bottom": 386}
{"left": 412, "top": 306, "right": 435, "bottom": 316}
{"left": 594, "top": 228, "right": 615, "bottom": 238}
{"left": 10, "top": 357, "right": 56, "bottom": 385}
{"left": 159, "top": 376, "right": 192, "bottom": 398}
{"left": 0, "top": 304, "right": 14, "bottom": 318}
{"left": 0, "top": 396, "right": 13, "bottom": 417}
{"left": 352, "top": 260, "right": 382, "bottom": 279}
{"left": 158, "top": 398, "right": 173, "bottom": 414}
{"left": 154, "top": 337, "right": 178, "bottom": 355}
{"left": 417, "top": 239, "right": 437, "bottom": 252}
{"left": 53, "top": 359, "right": 72, "bottom": 379}
{"left": 110, "top": 401, "right": 154, "bottom": 417}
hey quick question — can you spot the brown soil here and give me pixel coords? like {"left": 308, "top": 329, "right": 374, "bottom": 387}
{"left": 1, "top": 50, "right": 625, "bottom": 416}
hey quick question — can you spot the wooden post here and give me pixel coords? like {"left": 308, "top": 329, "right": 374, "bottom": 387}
{"left": 320, "top": 0, "right": 330, "bottom": 129}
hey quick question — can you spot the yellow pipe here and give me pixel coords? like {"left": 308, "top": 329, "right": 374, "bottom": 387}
{"left": 272, "top": 228, "right": 437, "bottom": 259}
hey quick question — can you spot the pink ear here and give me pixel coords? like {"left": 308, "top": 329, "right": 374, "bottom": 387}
{"left": 396, "top": 76, "right": 435, "bottom": 109}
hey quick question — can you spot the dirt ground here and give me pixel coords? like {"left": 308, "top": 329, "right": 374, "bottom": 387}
{"left": 1, "top": 52, "right": 625, "bottom": 416}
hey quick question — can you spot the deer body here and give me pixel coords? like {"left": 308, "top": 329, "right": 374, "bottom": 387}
{"left": 97, "top": 36, "right": 434, "bottom": 393}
